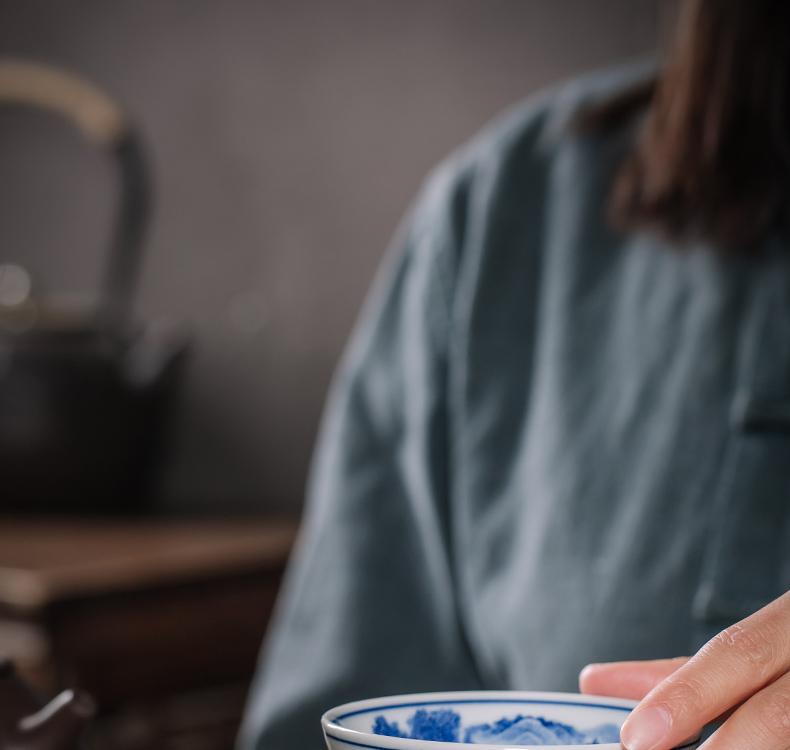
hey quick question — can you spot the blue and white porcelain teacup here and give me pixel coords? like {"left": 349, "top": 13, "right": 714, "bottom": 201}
{"left": 322, "top": 691, "right": 703, "bottom": 750}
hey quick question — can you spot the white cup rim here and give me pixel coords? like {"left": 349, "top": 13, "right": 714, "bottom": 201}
{"left": 322, "top": 690, "right": 645, "bottom": 750}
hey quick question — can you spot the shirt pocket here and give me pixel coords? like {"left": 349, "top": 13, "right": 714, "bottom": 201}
{"left": 691, "top": 390, "right": 790, "bottom": 650}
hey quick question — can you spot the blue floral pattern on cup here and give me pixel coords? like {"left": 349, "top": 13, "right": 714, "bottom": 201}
{"left": 373, "top": 708, "right": 621, "bottom": 745}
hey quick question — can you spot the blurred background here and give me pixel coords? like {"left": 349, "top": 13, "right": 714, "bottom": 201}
{"left": 0, "top": 1, "right": 668, "bottom": 748}
{"left": 0, "top": 0, "right": 668, "bottom": 517}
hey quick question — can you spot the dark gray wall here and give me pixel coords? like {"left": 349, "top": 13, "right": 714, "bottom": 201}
{"left": 0, "top": 0, "right": 662, "bottom": 515}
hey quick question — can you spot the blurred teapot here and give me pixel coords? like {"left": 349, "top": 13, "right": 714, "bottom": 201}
{"left": 0, "top": 59, "right": 189, "bottom": 515}
{"left": 0, "top": 656, "right": 95, "bottom": 750}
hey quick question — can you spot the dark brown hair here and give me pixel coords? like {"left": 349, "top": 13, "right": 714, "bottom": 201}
{"left": 584, "top": 0, "right": 790, "bottom": 252}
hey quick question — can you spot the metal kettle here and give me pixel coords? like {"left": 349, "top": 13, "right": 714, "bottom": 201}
{"left": 0, "top": 60, "right": 188, "bottom": 515}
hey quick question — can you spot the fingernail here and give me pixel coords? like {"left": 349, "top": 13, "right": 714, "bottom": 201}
{"left": 620, "top": 706, "right": 671, "bottom": 750}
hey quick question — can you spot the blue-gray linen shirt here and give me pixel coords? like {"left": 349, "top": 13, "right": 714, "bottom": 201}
{"left": 239, "top": 62, "right": 790, "bottom": 749}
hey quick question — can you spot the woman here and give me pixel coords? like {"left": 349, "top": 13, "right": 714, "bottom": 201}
{"left": 239, "top": 1, "right": 790, "bottom": 748}
{"left": 581, "top": 3, "right": 790, "bottom": 750}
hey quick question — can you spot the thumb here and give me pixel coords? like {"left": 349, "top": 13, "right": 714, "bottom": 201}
{"left": 579, "top": 657, "right": 691, "bottom": 701}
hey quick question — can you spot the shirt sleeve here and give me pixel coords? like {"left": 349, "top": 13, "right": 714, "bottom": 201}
{"left": 236, "top": 158, "right": 484, "bottom": 750}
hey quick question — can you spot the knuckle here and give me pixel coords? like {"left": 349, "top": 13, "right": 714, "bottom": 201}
{"left": 662, "top": 670, "right": 719, "bottom": 714}
{"left": 704, "top": 622, "right": 778, "bottom": 676}
{"left": 754, "top": 687, "right": 790, "bottom": 744}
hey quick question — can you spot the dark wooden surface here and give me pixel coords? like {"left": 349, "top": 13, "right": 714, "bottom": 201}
{"left": 0, "top": 518, "right": 298, "bottom": 750}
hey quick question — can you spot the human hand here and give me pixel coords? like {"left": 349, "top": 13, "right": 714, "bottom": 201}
{"left": 579, "top": 656, "right": 690, "bottom": 701}
{"left": 579, "top": 591, "right": 790, "bottom": 750}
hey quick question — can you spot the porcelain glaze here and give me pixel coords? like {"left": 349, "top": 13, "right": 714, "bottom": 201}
{"left": 322, "top": 691, "right": 702, "bottom": 750}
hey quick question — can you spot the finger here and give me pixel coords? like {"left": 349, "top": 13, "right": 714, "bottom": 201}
{"left": 620, "top": 592, "right": 790, "bottom": 750}
{"left": 698, "top": 668, "right": 790, "bottom": 750}
{"left": 580, "top": 658, "right": 690, "bottom": 701}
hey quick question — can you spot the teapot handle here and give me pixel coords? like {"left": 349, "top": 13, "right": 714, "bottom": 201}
{"left": 0, "top": 59, "right": 150, "bottom": 335}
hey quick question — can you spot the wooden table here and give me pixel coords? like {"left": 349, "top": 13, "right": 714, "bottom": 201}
{"left": 0, "top": 518, "right": 298, "bottom": 750}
